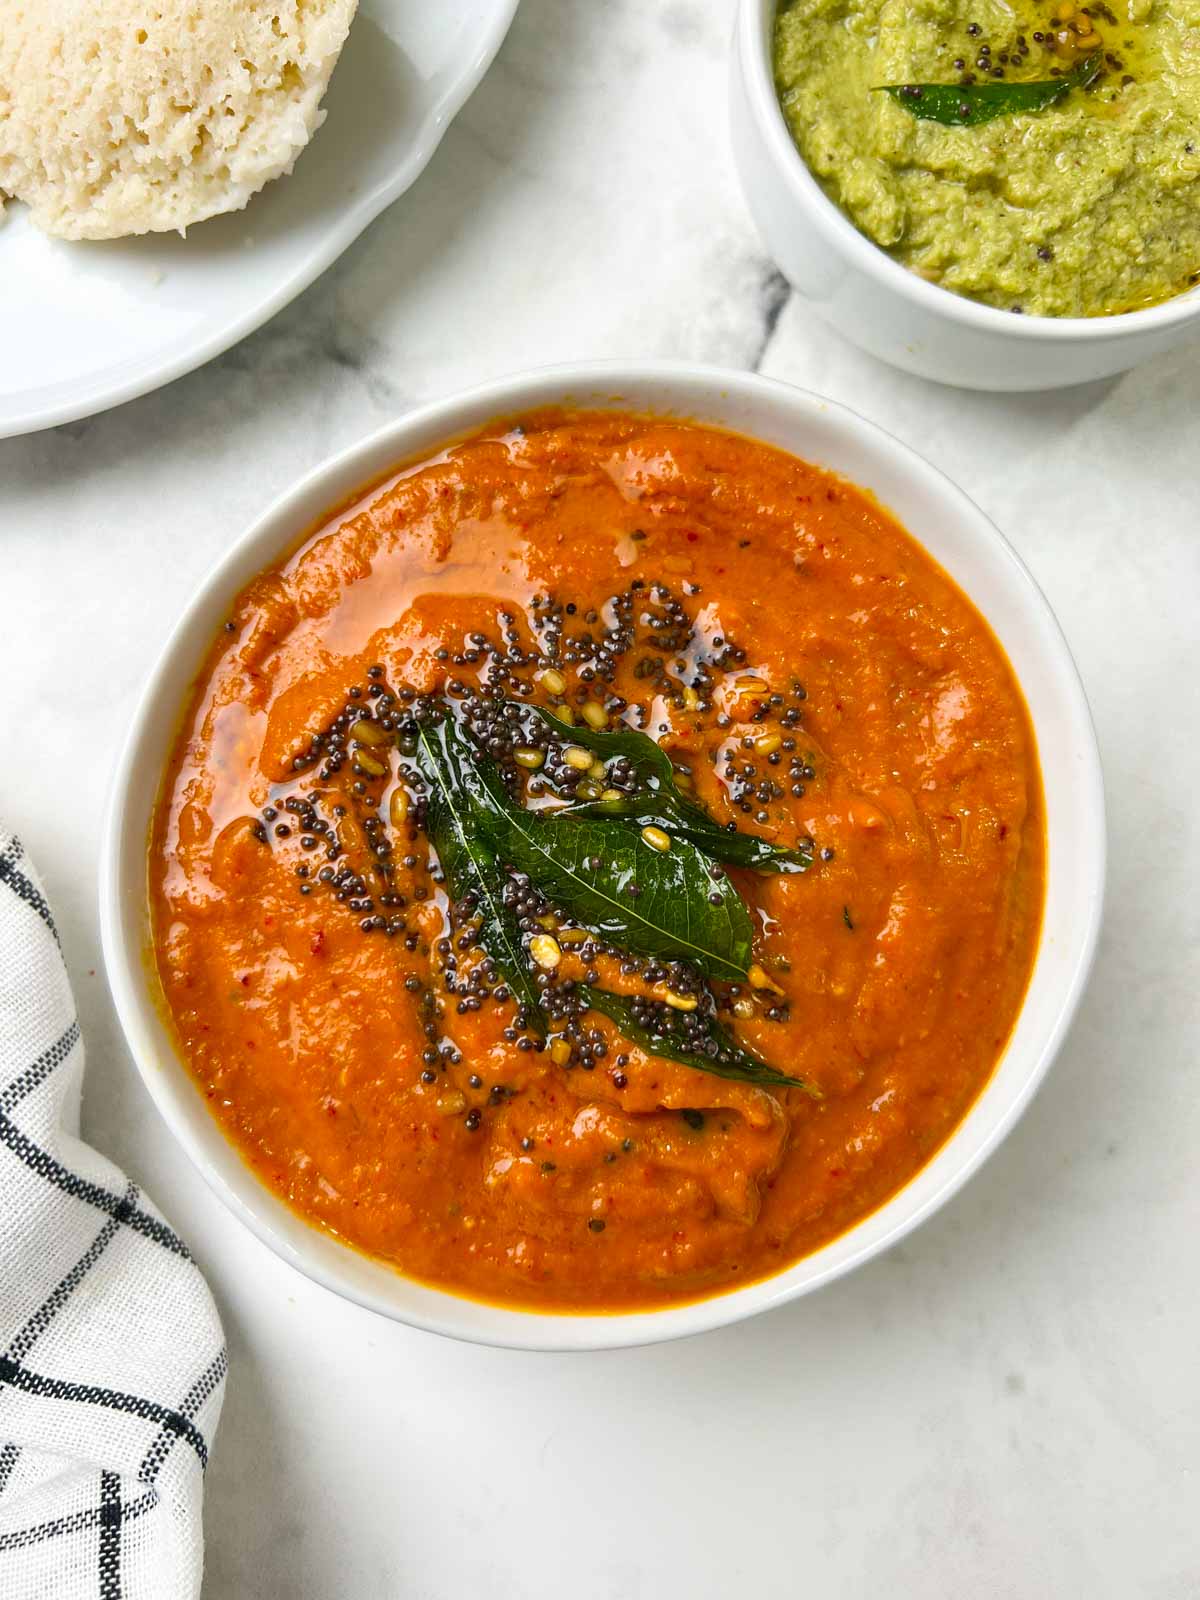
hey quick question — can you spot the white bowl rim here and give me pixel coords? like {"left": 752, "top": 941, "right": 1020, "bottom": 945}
{"left": 739, "top": 0, "right": 1200, "bottom": 340}
{"left": 99, "top": 359, "right": 1106, "bottom": 1351}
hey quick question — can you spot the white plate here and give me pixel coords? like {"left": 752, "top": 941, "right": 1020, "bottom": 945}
{"left": 0, "top": 0, "right": 519, "bottom": 439}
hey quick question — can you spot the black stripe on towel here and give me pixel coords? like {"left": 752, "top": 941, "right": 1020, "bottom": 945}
{"left": 6, "top": 1182, "right": 138, "bottom": 1362}
{"left": 139, "top": 1346, "right": 228, "bottom": 1485}
{"left": 0, "top": 1487, "right": 157, "bottom": 1554}
{"left": 0, "top": 1113, "right": 190, "bottom": 1259}
{"left": 98, "top": 1470, "right": 122, "bottom": 1600}
{"left": 0, "top": 843, "right": 60, "bottom": 947}
{"left": 0, "top": 1019, "right": 81, "bottom": 1114}
{"left": 0, "top": 1357, "right": 208, "bottom": 1469}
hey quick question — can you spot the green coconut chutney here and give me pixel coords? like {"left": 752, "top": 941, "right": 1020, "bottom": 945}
{"left": 774, "top": 0, "right": 1200, "bottom": 316}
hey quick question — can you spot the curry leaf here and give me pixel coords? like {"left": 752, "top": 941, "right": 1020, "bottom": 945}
{"left": 415, "top": 721, "right": 547, "bottom": 1036}
{"left": 418, "top": 715, "right": 754, "bottom": 982}
{"left": 577, "top": 987, "right": 816, "bottom": 1094}
{"left": 562, "top": 792, "right": 813, "bottom": 873}
{"left": 526, "top": 703, "right": 676, "bottom": 785}
{"left": 495, "top": 807, "right": 753, "bottom": 981}
{"left": 524, "top": 704, "right": 811, "bottom": 874}
{"left": 877, "top": 50, "right": 1103, "bottom": 126}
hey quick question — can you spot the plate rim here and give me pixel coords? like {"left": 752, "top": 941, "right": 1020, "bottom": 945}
{"left": 0, "top": 0, "right": 520, "bottom": 440}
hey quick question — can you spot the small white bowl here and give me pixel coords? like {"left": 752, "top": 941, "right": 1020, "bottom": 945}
{"left": 99, "top": 363, "right": 1105, "bottom": 1350}
{"left": 731, "top": 0, "right": 1200, "bottom": 390}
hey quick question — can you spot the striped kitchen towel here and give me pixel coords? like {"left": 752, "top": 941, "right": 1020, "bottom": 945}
{"left": 0, "top": 828, "right": 225, "bottom": 1600}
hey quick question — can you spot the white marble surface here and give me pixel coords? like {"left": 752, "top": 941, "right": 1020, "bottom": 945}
{"left": 3, "top": 2, "right": 1199, "bottom": 1595}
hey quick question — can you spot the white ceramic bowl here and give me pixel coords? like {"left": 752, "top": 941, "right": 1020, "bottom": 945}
{"left": 100, "top": 363, "right": 1105, "bottom": 1350}
{"left": 731, "top": 0, "right": 1200, "bottom": 390}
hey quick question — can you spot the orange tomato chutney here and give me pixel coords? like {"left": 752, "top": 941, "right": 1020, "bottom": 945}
{"left": 150, "top": 408, "right": 1044, "bottom": 1313}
